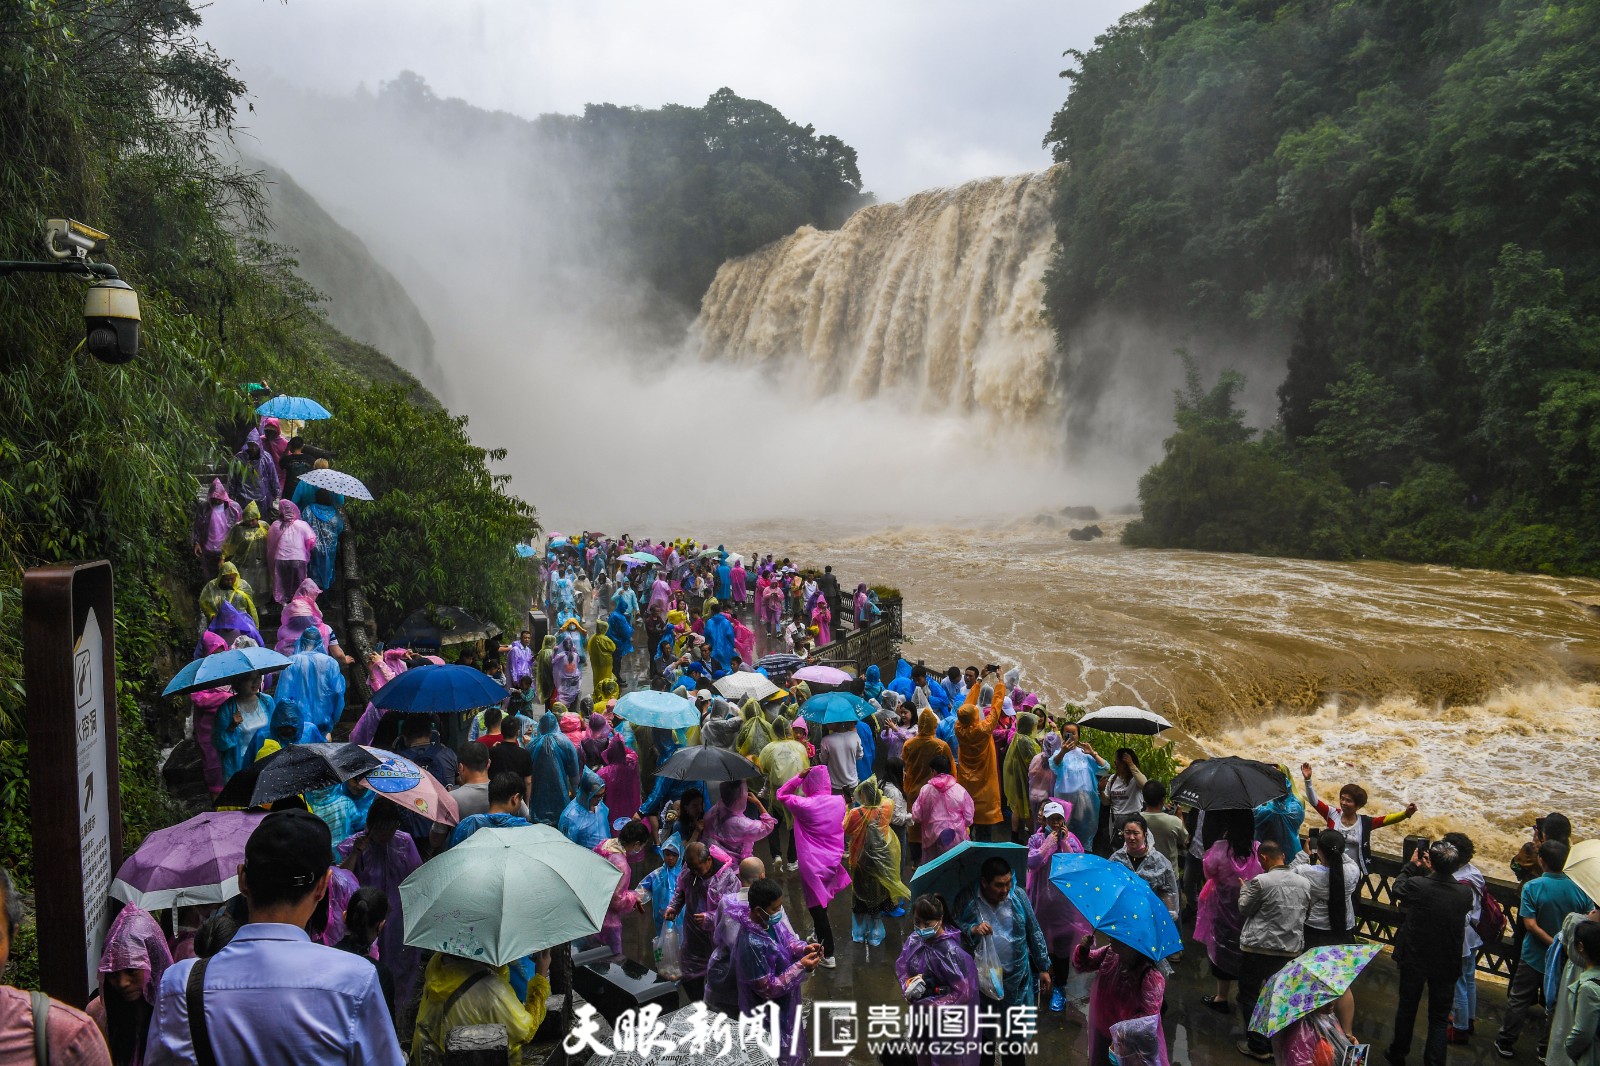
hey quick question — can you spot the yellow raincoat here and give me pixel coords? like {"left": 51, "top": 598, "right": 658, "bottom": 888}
{"left": 411, "top": 953, "right": 550, "bottom": 1066}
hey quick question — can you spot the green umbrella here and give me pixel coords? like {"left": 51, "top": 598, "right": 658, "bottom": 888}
{"left": 1250, "top": 943, "right": 1381, "bottom": 1037}
{"left": 398, "top": 824, "right": 621, "bottom": 965}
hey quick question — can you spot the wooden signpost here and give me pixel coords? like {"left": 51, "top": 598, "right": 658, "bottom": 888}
{"left": 22, "top": 561, "right": 122, "bottom": 1006}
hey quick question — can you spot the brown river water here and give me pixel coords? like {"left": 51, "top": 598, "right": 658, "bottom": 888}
{"left": 701, "top": 515, "right": 1600, "bottom": 861}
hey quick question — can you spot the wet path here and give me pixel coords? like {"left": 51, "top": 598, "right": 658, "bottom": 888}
{"left": 618, "top": 858, "right": 1523, "bottom": 1066}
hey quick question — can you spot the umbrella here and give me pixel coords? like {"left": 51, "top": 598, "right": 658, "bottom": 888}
{"left": 713, "top": 673, "right": 779, "bottom": 701}
{"left": 726, "top": 554, "right": 744, "bottom": 566}
{"left": 1169, "top": 755, "right": 1288, "bottom": 810}
{"left": 698, "top": 548, "right": 723, "bottom": 559}
{"left": 514, "top": 544, "right": 536, "bottom": 559}
{"left": 1251, "top": 944, "right": 1382, "bottom": 1037}
{"left": 755, "top": 653, "right": 804, "bottom": 674}
{"left": 800, "top": 691, "right": 872, "bottom": 725}
{"left": 613, "top": 689, "right": 699, "bottom": 729}
{"left": 654, "top": 745, "right": 762, "bottom": 783}
{"left": 1048, "top": 852, "right": 1183, "bottom": 961}
{"left": 399, "top": 824, "right": 621, "bottom": 964}
{"left": 388, "top": 606, "right": 503, "bottom": 651}
{"left": 622, "top": 551, "right": 661, "bottom": 565}
{"left": 792, "top": 664, "right": 852, "bottom": 687}
{"left": 295, "top": 467, "right": 374, "bottom": 501}
{"left": 371, "top": 664, "right": 510, "bottom": 714}
{"left": 909, "top": 841, "right": 1028, "bottom": 904}
{"left": 255, "top": 394, "right": 332, "bottom": 420}
{"left": 214, "top": 742, "right": 380, "bottom": 809}
{"left": 1076, "top": 706, "right": 1172, "bottom": 736}
{"left": 110, "top": 811, "right": 265, "bottom": 909}
{"left": 360, "top": 747, "right": 461, "bottom": 826}
{"left": 163, "top": 646, "right": 292, "bottom": 697}
{"left": 1567, "top": 839, "right": 1600, "bottom": 905}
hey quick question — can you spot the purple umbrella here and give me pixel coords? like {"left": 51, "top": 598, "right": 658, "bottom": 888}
{"left": 109, "top": 811, "right": 265, "bottom": 909}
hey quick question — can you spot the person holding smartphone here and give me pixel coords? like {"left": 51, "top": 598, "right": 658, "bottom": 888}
{"left": 1050, "top": 722, "right": 1109, "bottom": 852}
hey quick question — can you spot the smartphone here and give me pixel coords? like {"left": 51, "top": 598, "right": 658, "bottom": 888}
{"left": 1402, "top": 835, "right": 1431, "bottom": 864}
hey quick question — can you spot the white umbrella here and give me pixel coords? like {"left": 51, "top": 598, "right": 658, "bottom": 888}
{"left": 399, "top": 824, "right": 620, "bottom": 965}
{"left": 296, "top": 467, "right": 374, "bottom": 501}
{"left": 1075, "top": 706, "right": 1173, "bottom": 735}
{"left": 713, "top": 672, "right": 779, "bottom": 701}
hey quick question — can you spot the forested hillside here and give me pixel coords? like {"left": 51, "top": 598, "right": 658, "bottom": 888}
{"left": 1045, "top": 0, "right": 1600, "bottom": 573}
{"left": 0, "top": 1, "right": 537, "bottom": 885}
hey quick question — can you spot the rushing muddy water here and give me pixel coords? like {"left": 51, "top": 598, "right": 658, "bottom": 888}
{"left": 703, "top": 516, "right": 1600, "bottom": 859}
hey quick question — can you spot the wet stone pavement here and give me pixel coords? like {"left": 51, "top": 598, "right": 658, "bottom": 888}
{"left": 614, "top": 860, "right": 1531, "bottom": 1066}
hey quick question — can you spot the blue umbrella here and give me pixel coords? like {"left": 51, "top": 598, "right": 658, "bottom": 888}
{"left": 908, "top": 841, "right": 1028, "bottom": 904}
{"left": 613, "top": 689, "right": 699, "bottom": 729}
{"left": 622, "top": 551, "right": 661, "bottom": 565}
{"left": 800, "top": 691, "right": 872, "bottom": 724}
{"left": 514, "top": 544, "right": 536, "bottom": 559}
{"left": 1048, "top": 852, "right": 1183, "bottom": 961}
{"left": 370, "top": 664, "right": 509, "bottom": 713}
{"left": 255, "top": 395, "right": 332, "bottom": 420}
{"left": 163, "top": 646, "right": 292, "bottom": 696}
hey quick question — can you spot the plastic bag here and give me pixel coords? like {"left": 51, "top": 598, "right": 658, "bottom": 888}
{"left": 973, "top": 934, "right": 1005, "bottom": 1001}
{"left": 1108, "top": 1015, "right": 1167, "bottom": 1066}
{"left": 654, "top": 925, "right": 682, "bottom": 980}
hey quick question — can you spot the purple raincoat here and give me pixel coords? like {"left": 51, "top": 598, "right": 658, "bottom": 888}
{"left": 1026, "top": 818, "right": 1091, "bottom": 956}
{"left": 1073, "top": 940, "right": 1167, "bottom": 1066}
{"left": 337, "top": 829, "right": 423, "bottom": 1008}
{"left": 895, "top": 927, "right": 980, "bottom": 1066}
{"left": 667, "top": 851, "right": 742, "bottom": 981}
{"left": 776, "top": 766, "right": 851, "bottom": 909}
{"left": 734, "top": 905, "right": 811, "bottom": 1066}
{"left": 701, "top": 781, "right": 778, "bottom": 863}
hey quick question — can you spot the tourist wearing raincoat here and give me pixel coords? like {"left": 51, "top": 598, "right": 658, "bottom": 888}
{"left": 955, "top": 863, "right": 1052, "bottom": 1011}
{"left": 559, "top": 769, "right": 611, "bottom": 849}
{"left": 896, "top": 898, "right": 980, "bottom": 1066}
{"left": 411, "top": 952, "right": 549, "bottom": 1066}
{"left": 527, "top": 710, "right": 580, "bottom": 826}
{"left": 274, "top": 626, "right": 346, "bottom": 738}
{"left": 701, "top": 780, "right": 777, "bottom": 863}
{"left": 955, "top": 678, "right": 1006, "bottom": 835}
{"left": 735, "top": 880, "right": 821, "bottom": 1066}
{"left": 87, "top": 904, "right": 172, "bottom": 1065}
{"left": 845, "top": 779, "right": 911, "bottom": 946}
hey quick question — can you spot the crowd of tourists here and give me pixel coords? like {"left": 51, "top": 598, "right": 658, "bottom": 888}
{"left": 3, "top": 521, "right": 1598, "bottom": 1066}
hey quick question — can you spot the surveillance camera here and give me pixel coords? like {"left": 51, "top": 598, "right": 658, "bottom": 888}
{"left": 44, "top": 218, "right": 109, "bottom": 261}
{"left": 83, "top": 279, "right": 140, "bottom": 363}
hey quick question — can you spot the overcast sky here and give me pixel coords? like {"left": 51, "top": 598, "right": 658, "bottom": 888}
{"left": 201, "top": 0, "right": 1143, "bottom": 201}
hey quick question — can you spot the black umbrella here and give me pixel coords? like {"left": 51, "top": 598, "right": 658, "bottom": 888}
{"left": 215, "top": 743, "right": 380, "bottom": 810}
{"left": 387, "top": 606, "right": 503, "bottom": 652}
{"left": 755, "top": 653, "right": 804, "bottom": 674}
{"left": 654, "top": 745, "right": 762, "bottom": 783}
{"left": 1168, "top": 756, "right": 1288, "bottom": 811}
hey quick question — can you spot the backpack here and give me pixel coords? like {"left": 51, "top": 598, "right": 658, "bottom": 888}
{"left": 1473, "top": 887, "right": 1507, "bottom": 945}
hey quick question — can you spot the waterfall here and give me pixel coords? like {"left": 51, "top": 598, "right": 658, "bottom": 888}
{"left": 690, "top": 168, "right": 1063, "bottom": 422}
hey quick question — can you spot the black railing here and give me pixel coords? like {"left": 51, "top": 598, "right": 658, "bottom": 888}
{"left": 1353, "top": 851, "right": 1522, "bottom": 979}
{"left": 810, "top": 596, "right": 902, "bottom": 675}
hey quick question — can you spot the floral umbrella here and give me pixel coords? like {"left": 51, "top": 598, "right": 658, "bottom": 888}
{"left": 1251, "top": 943, "right": 1381, "bottom": 1037}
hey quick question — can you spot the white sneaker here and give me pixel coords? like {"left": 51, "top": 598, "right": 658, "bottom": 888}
{"left": 820, "top": 956, "right": 836, "bottom": 969}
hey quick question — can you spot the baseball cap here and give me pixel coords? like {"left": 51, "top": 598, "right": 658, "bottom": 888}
{"left": 1042, "top": 800, "right": 1066, "bottom": 821}
{"left": 244, "top": 808, "right": 332, "bottom": 895}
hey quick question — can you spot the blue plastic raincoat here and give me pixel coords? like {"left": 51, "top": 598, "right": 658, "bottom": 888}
{"left": 703, "top": 610, "right": 736, "bottom": 673}
{"left": 272, "top": 626, "right": 346, "bottom": 737}
{"left": 526, "top": 711, "right": 580, "bottom": 826}
{"left": 213, "top": 691, "right": 277, "bottom": 783}
{"left": 559, "top": 768, "right": 611, "bottom": 849}
{"left": 243, "top": 698, "right": 322, "bottom": 762}
{"left": 954, "top": 884, "right": 1051, "bottom": 1009}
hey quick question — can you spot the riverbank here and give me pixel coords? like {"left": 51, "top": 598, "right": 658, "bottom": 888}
{"left": 703, "top": 517, "right": 1600, "bottom": 859}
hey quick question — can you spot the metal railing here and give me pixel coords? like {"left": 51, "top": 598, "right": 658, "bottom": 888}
{"left": 1353, "top": 851, "right": 1522, "bottom": 979}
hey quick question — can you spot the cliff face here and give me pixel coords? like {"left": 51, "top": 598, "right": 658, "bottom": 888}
{"left": 250, "top": 157, "right": 445, "bottom": 393}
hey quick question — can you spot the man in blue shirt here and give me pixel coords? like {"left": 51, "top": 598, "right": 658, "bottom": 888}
{"left": 147, "top": 809, "right": 402, "bottom": 1064}
{"left": 1497, "top": 839, "right": 1595, "bottom": 1059}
